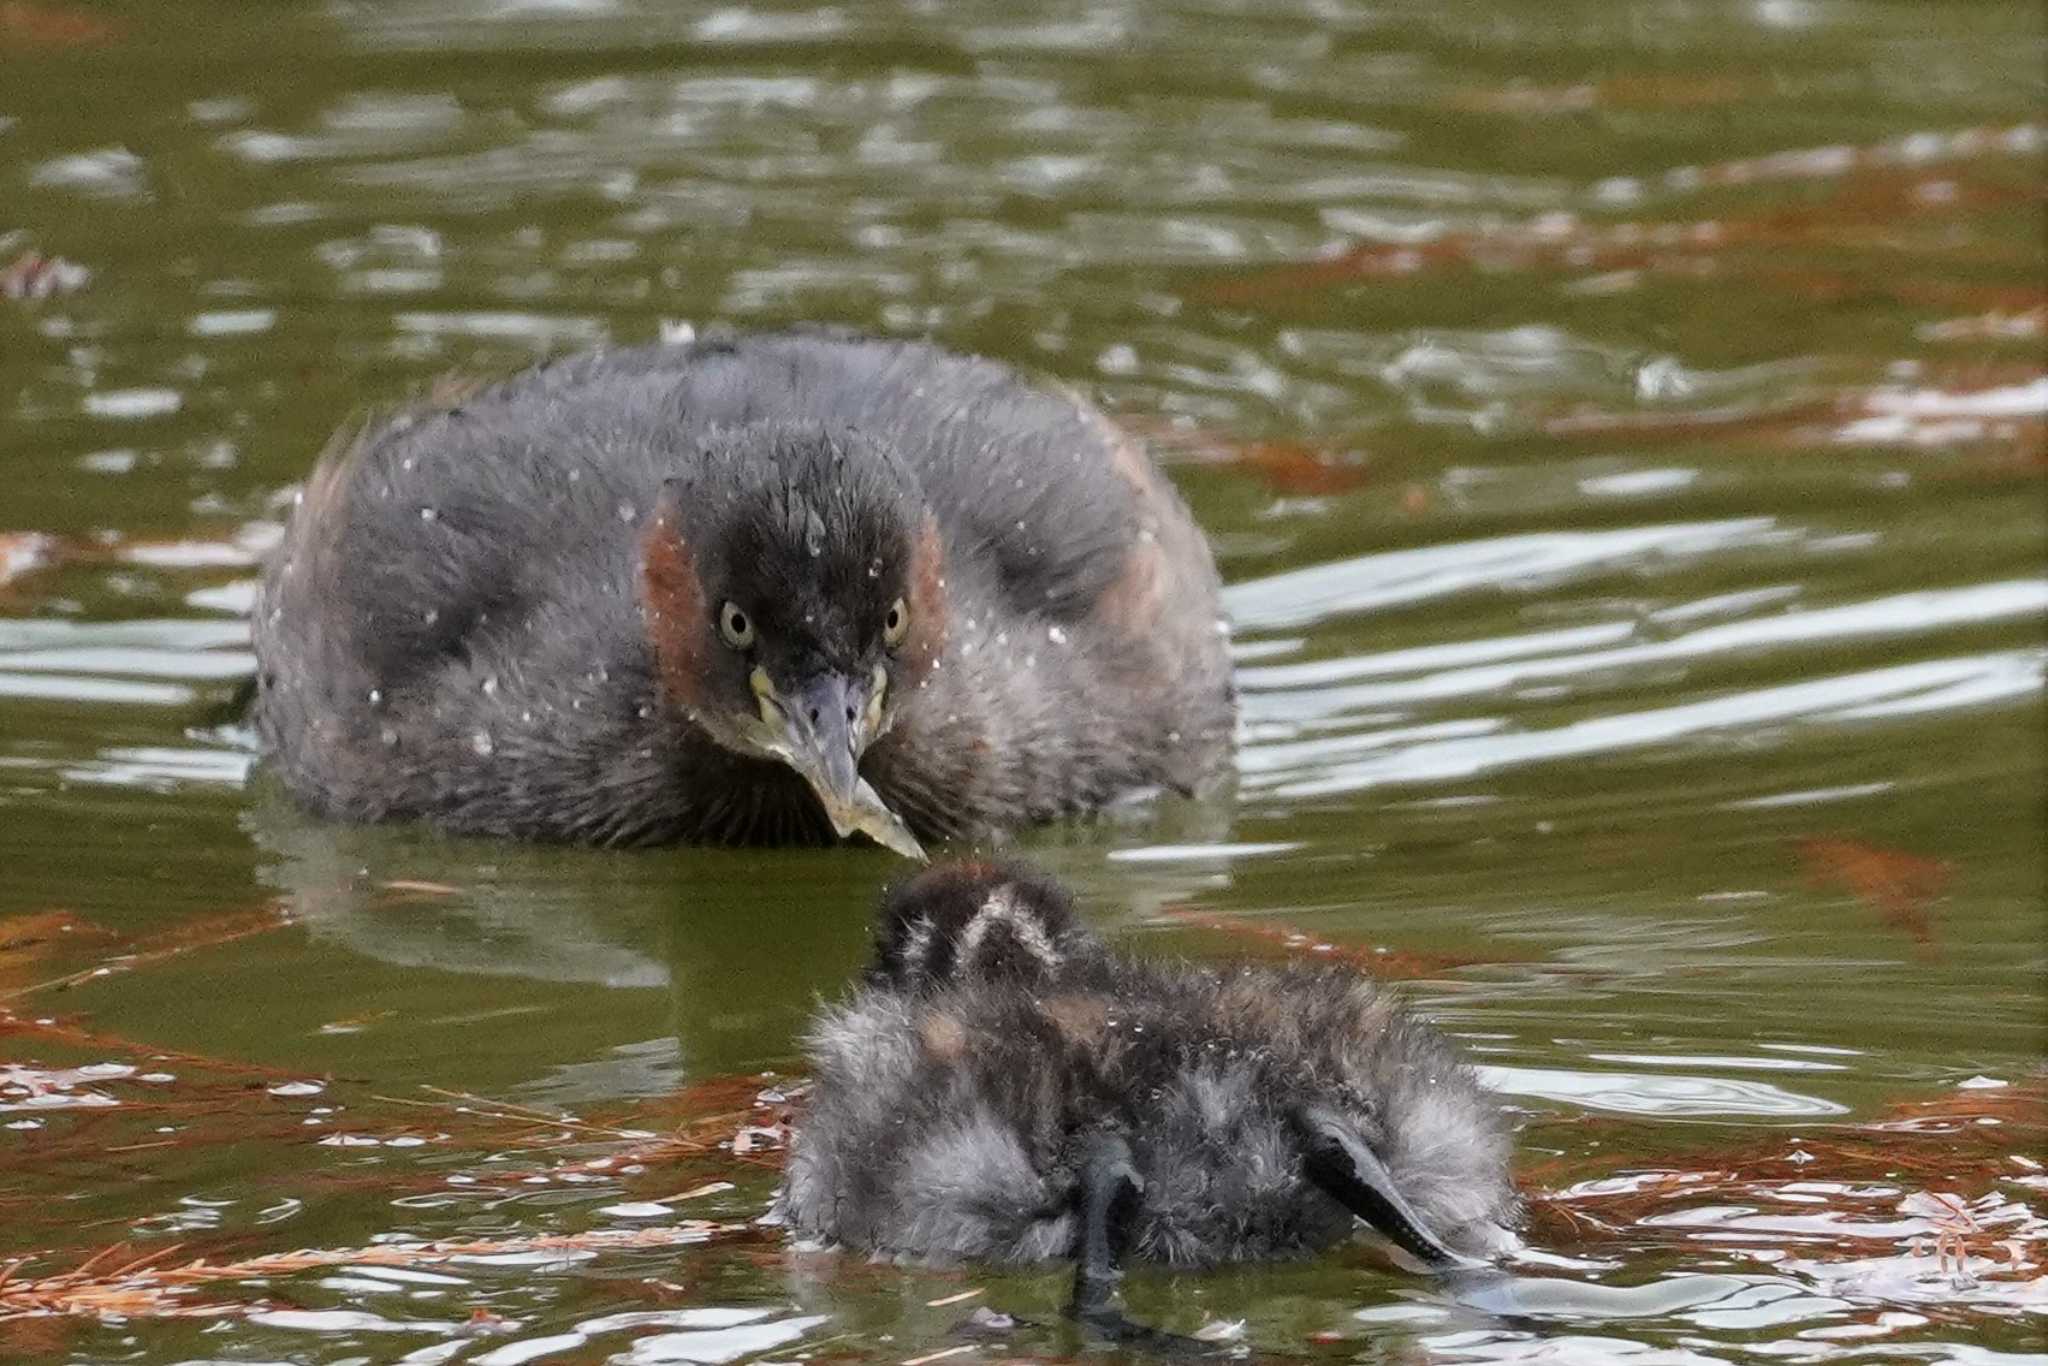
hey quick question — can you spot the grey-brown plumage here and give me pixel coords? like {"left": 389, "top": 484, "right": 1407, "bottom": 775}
{"left": 782, "top": 863, "right": 1522, "bottom": 1335}
{"left": 250, "top": 329, "right": 1233, "bottom": 849}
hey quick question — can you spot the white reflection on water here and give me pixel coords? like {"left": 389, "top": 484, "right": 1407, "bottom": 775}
{"left": 1223, "top": 518, "right": 1785, "bottom": 630}
{"left": 1475, "top": 1064, "right": 1848, "bottom": 1117}
{"left": 0, "top": 618, "right": 251, "bottom": 708}
{"left": 1107, "top": 840, "right": 1302, "bottom": 864}
{"left": 1240, "top": 621, "right": 1631, "bottom": 690}
{"left": 1723, "top": 782, "right": 1894, "bottom": 809}
{"left": 395, "top": 311, "right": 609, "bottom": 344}
{"left": 1, "top": 647, "right": 255, "bottom": 680}
{"left": 0, "top": 673, "right": 194, "bottom": 705}
{"left": 81, "top": 387, "right": 183, "bottom": 419}
{"left": 248, "top": 1307, "right": 459, "bottom": 1335}
{"left": 608, "top": 1314, "right": 830, "bottom": 1366}
{"left": 1586, "top": 1052, "right": 1848, "bottom": 1073}
{"left": 1416, "top": 1328, "right": 1733, "bottom": 1364}
{"left": 0, "top": 617, "right": 250, "bottom": 651}
{"left": 365, "top": 1307, "right": 836, "bottom": 1366}
{"left": 59, "top": 745, "right": 255, "bottom": 789}
{"left": 1247, "top": 649, "right": 2046, "bottom": 800}
{"left": 188, "top": 579, "right": 262, "bottom": 614}
{"left": 1240, "top": 579, "right": 2048, "bottom": 725}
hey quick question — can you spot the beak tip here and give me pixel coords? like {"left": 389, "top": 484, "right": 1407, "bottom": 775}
{"left": 875, "top": 824, "right": 929, "bottom": 863}
{"left": 819, "top": 784, "right": 926, "bottom": 862}
{"left": 774, "top": 671, "right": 924, "bottom": 860}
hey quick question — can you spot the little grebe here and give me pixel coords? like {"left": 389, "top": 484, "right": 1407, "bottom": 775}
{"left": 251, "top": 330, "right": 1234, "bottom": 854}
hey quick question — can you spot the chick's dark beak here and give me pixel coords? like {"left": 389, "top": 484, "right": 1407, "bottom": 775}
{"left": 777, "top": 672, "right": 925, "bottom": 861}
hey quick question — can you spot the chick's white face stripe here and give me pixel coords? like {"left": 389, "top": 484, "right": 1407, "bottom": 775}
{"left": 956, "top": 885, "right": 1061, "bottom": 972}
{"left": 898, "top": 915, "right": 936, "bottom": 975}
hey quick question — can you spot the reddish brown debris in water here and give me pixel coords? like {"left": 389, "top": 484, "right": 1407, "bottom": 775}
{"left": 0, "top": 1313, "right": 73, "bottom": 1361}
{"left": 1202, "top": 124, "right": 2045, "bottom": 306}
{"left": 0, "top": 526, "right": 283, "bottom": 602}
{"left": 336, "top": 1072, "right": 799, "bottom": 1211}
{"left": 0, "top": 912, "right": 116, "bottom": 992}
{"left": 1524, "top": 1077, "right": 2046, "bottom": 1262}
{"left": 0, "top": 900, "right": 294, "bottom": 1002}
{"left": 462, "top": 1306, "right": 518, "bottom": 1336}
{"left": 0, "top": 1, "right": 121, "bottom": 47}
{"left": 0, "top": 533, "right": 58, "bottom": 589}
{"left": 1156, "top": 906, "right": 1499, "bottom": 980}
{"left": 0, "top": 1225, "right": 731, "bottom": 1323}
{"left": 580, "top": 1074, "right": 803, "bottom": 1180}
{"left": 1116, "top": 419, "right": 1376, "bottom": 496}
{"left": 0, "top": 1011, "right": 299, "bottom": 1081}
{"left": 1797, "top": 836, "right": 1953, "bottom": 954}
{"left": 1532, "top": 372, "right": 2046, "bottom": 469}
{"left": 0, "top": 251, "right": 89, "bottom": 301}
{"left": 1220, "top": 441, "right": 1374, "bottom": 497}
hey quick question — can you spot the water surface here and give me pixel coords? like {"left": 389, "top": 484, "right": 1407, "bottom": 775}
{"left": 2, "top": 1, "right": 2043, "bottom": 1361}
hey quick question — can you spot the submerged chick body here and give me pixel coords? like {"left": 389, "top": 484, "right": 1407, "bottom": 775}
{"left": 782, "top": 863, "right": 1522, "bottom": 1324}
{"left": 251, "top": 330, "right": 1233, "bottom": 849}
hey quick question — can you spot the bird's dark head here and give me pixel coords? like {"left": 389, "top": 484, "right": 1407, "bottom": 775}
{"left": 869, "top": 860, "right": 1080, "bottom": 990}
{"left": 638, "top": 422, "right": 947, "bottom": 858}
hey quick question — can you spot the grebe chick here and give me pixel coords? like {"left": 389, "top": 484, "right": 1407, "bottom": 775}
{"left": 782, "top": 862, "right": 1522, "bottom": 1340}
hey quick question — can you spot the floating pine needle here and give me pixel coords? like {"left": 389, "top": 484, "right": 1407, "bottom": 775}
{"left": 409, "top": 1085, "right": 656, "bottom": 1142}
{"left": 1525, "top": 1078, "right": 2045, "bottom": 1267}
{"left": 0, "top": 912, "right": 115, "bottom": 993}
{"left": 358, "top": 1079, "right": 790, "bottom": 1199}
{"left": 651, "top": 1181, "right": 734, "bottom": 1204}
{"left": 374, "top": 879, "right": 465, "bottom": 900}
{"left": 0, "top": 1225, "right": 729, "bottom": 1322}
{"left": 0, "top": 1006, "right": 303, "bottom": 1079}
{"left": 900, "top": 1345, "right": 977, "bottom": 1366}
{"left": 0, "top": 901, "right": 293, "bottom": 1003}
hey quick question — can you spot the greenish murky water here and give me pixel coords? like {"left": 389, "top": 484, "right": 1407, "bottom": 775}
{"left": 2, "top": 1, "right": 2043, "bottom": 1361}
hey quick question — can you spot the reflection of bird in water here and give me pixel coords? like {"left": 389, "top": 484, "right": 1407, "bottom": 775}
{"left": 244, "top": 790, "right": 1244, "bottom": 1107}
{"left": 245, "top": 787, "right": 670, "bottom": 991}
{"left": 782, "top": 862, "right": 1522, "bottom": 1344}
{"left": 251, "top": 329, "right": 1234, "bottom": 856}
{"left": 244, "top": 787, "right": 885, "bottom": 1083}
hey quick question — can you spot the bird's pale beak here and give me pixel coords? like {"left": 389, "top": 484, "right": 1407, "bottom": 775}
{"left": 763, "top": 670, "right": 925, "bottom": 861}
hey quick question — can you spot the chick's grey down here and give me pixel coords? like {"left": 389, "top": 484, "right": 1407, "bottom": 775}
{"left": 251, "top": 330, "right": 1235, "bottom": 848}
{"left": 782, "top": 863, "right": 1522, "bottom": 1279}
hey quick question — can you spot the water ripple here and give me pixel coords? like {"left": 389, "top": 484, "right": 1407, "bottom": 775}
{"left": 1246, "top": 648, "right": 2045, "bottom": 800}
{"left": 1240, "top": 580, "right": 2048, "bottom": 725}
{"left": 1224, "top": 519, "right": 1786, "bottom": 631}
{"left": 1477, "top": 1064, "right": 1849, "bottom": 1118}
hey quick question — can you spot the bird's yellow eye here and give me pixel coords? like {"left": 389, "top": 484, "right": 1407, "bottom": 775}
{"left": 719, "top": 601, "right": 755, "bottom": 650}
{"left": 883, "top": 597, "right": 909, "bottom": 649}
